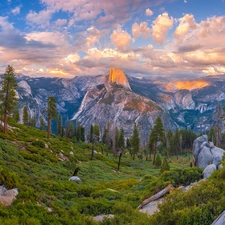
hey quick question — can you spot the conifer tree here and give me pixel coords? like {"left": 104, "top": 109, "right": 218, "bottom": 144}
{"left": 0, "top": 65, "right": 18, "bottom": 133}
{"left": 174, "top": 128, "right": 180, "bottom": 159}
{"left": 118, "top": 128, "right": 125, "bottom": 149}
{"left": 66, "top": 121, "right": 74, "bottom": 138}
{"left": 160, "top": 158, "right": 170, "bottom": 174}
{"left": 47, "top": 96, "right": 57, "bottom": 138}
{"left": 57, "top": 113, "right": 62, "bottom": 136}
{"left": 93, "top": 124, "right": 100, "bottom": 142}
{"left": 22, "top": 106, "right": 29, "bottom": 125}
{"left": 155, "top": 154, "right": 162, "bottom": 168}
{"left": 150, "top": 116, "right": 165, "bottom": 164}
{"left": 131, "top": 123, "right": 140, "bottom": 160}
{"left": 40, "top": 116, "right": 45, "bottom": 130}
{"left": 13, "top": 109, "right": 20, "bottom": 122}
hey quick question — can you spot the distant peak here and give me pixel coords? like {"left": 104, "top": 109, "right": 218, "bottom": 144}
{"left": 108, "top": 68, "right": 131, "bottom": 90}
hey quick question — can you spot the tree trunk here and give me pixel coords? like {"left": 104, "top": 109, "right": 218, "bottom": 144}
{"left": 3, "top": 113, "right": 7, "bottom": 134}
{"left": 137, "top": 184, "right": 174, "bottom": 209}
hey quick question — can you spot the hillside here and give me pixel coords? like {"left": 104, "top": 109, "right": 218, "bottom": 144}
{"left": 0, "top": 122, "right": 224, "bottom": 224}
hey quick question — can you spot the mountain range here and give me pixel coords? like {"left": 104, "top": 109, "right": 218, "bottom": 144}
{"left": 1, "top": 68, "right": 225, "bottom": 141}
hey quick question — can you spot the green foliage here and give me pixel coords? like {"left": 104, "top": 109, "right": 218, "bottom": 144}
{"left": 22, "top": 106, "right": 29, "bottom": 125}
{"left": 155, "top": 154, "right": 162, "bottom": 168}
{"left": 47, "top": 96, "right": 57, "bottom": 138}
{"left": 32, "top": 140, "right": 45, "bottom": 148}
{"left": 160, "top": 158, "right": 170, "bottom": 174}
{"left": 0, "top": 167, "right": 20, "bottom": 189}
{"left": 131, "top": 123, "right": 140, "bottom": 159}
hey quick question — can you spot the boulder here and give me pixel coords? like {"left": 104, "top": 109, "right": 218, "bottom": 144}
{"left": 68, "top": 176, "right": 81, "bottom": 183}
{"left": 0, "top": 186, "right": 18, "bottom": 206}
{"left": 193, "top": 135, "right": 208, "bottom": 163}
{"left": 197, "top": 145, "right": 213, "bottom": 168}
{"left": 93, "top": 214, "right": 114, "bottom": 222}
{"left": 193, "top": 135, "right": 225, "bottom": 169}
{"left": 211, "top": 147, "right": 225, "bottom": 167}
{"left": 202, "top": 164, "right": 216, "bottom": 179}
{"left": 218, "top": 164, "right": 223, "bottom": 169}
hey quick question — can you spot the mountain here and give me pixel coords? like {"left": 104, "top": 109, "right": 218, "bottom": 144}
{"left": 72, "top": 68, "right": 175, "bottom": 141}
{"left": 1, "top": 69, "right": 225, "bottom": 140}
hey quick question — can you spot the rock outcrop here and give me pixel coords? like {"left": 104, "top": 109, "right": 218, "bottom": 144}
{"left": 108, "top": 68, "right": 131, "bottom": 90}
{"left": 193, "top": 135, "right": 225, "bottom": 178}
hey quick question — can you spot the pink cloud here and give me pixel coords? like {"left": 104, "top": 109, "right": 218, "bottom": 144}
{"left": 152, "top": 12, "right": 174, "bottom": 45}
{"left": 132, "top": 22, "right": 151, "bottom": 40}
{"left": 110, "top": 27, "right": 132, "bottom": 51}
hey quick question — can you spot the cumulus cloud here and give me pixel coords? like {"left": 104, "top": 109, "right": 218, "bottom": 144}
{"left": 110, "top": 27, "right": 132, "bottom": 51}
{"left": 152, "top": 12, "right": 173, "bottom": 45}
{"left": 145, "top": 8, "right": 153, "bottom": 16}
{"left": 132, "top": 22, "right": 151, "bottom": 40}
{"left": 11, "top": 5, "right": 22, "bottom": 15}
{"left": 54, "top": 19, "right": 67, "bottom": 27}
{"left": 174, "top": 14, "right": 197, "bottom": 39}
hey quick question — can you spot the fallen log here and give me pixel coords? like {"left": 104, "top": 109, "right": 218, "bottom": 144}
{"left": 137, "top": 184, "right": 174, "bottom": 209}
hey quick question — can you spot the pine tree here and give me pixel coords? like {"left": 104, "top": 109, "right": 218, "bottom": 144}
{"left": 47, "top": 96, "right": 57, "bottom": 138}
{"left": 93, "top": 124, "right": 100, "bottom": 142}
{"left": 66, "top": 121, "right": 74, "bottom": 138}
{"left": 22, "top": 106, "right": 29, "bottom": 125}
{"left": 160, "top": 158, "right": 170, "bottom": 174}
{"left": 131, "top": 123, "right": 140, "bottom": 160}
{"left": 151, "top": 116, "right": 165, "bottom": 164}
{"left": 89, "top": 124, "right": 94, "bottom": 143}
{"left": 40, "top": 116, "right": 45, "bottom": 130}
{"left": 118, "top": 128, "right": 125, "bottom": 149}
{"left": 57, "top": 113, "right": 62, "bottom": 136}
{"left": 31, "top": 115, "right": 36, "bottom": 127}
{"left": 13, "top": 109, "right": 20, "bottom": 122}
{"left": 155, "top": 154, "right": 162, "bottom": 168}
{"left": 174, "top": 128, "right": 180, "bottom": 160}
{"left": 0, "top": 65, "right": 18, "bottom": 133}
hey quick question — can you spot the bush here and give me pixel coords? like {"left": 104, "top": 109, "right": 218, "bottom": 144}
{"left": 155, "top": 154, "right": 162, "bottom": 168}
{"left": 32, "top": 140, "right": 45, "bottom": 148}
{"left": 160, "top": 158, "right": 170, "bottom": 174}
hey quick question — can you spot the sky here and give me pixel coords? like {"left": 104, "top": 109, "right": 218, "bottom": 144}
{"left": 0, "top": 0, "right": 225, "bottom": 78}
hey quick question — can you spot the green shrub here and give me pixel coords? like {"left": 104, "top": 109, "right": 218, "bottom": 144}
{"left": 160, "top": 158, "right": 170, "bottom": 174}
{"left": 32, "top": 140, "right": 45, "bottom": 148}
{"left": 155, "top": 154, "right": 162, "bottom": 168}
{"left": 0, "top": 167, "right": 20, "bottom": 189}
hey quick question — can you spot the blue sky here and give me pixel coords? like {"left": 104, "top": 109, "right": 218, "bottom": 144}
{"left": 0, "top": 0, "right": 225, "bottom": 78}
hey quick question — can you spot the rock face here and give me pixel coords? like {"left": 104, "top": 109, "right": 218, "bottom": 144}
{"left": 108, "top": 68, "right": 131, "bottom": 90}
{"left": 193, "top": 135, "right": 225, "bottom": 178}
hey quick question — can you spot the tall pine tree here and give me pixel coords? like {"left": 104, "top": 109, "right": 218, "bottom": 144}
{"left": 47, "top": 96, "right": 57, "bottom": 138}
{"left": 0, "top": 65, "right": 18, "bottom": 133}
{"left": 131, "top": 123, "right": 140, "bottom": 160}
{"left": 150, "top": 116, "right": 165, "bottom": 164}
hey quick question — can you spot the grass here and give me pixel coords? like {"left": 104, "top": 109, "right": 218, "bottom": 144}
{"left": 0, "top": 121, "right": 201, "bottom": 224}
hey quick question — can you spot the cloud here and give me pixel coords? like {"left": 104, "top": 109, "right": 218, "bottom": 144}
{"left": 26, "top": 9, "right": 53, "bottom": 28}
{"left": 152, "top": 12, "right": 173, "bottom": 45}
{"left": 145, "top": 8, "right": 153, "bottom": 16}
{"left": 54, "top": 19, "right": 67, "bottom": 27}
{"left": 11, "top": 5, "right": 22, "bottom": 15}
{"left": 177, "top": 44, "right": 202, "bottom": 53}
{"left": 174, "top": 14, "right": 197, "bottom": 39}
{"left": 132, "top": 22, "right": 151, "bottom": 40}
{"left": 40, "top": 0, "right": 168, "bottom": 27}
{"left": 110, "top": 27, "right": 132, "bottom": 51}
